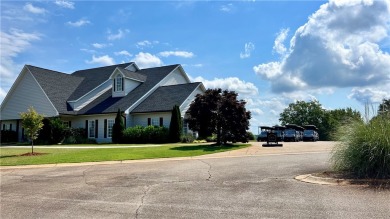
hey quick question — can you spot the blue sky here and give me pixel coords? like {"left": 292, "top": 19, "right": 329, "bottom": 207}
{"left": 1, "top": 0, "right": 390, "bottom": 134}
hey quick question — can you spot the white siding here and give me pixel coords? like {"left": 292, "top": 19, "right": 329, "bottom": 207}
{"left": 112, "top": 72, "right": 142, "bottom": 98}
{"left": 70, "top": 80, "right": 112, "bottom": 111}
{"left": 125, "top": 78, "right": 141, "bottom": 94}
{"left": 1, "top": 70, "right": 58, "bottom": 120}
{"left": 63, "top": 114, "right": 116, "bottom": 143}
{"left": 132, "top": 112, "right": 171, "bottom": 128}
{"left": 180, "top": 85, "right": 203, "bottom": 117}
{"left": 161, "top": 68, "right": 189, "bottom": 86}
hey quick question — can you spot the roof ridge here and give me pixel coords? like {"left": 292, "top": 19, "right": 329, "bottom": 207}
{"left": 26, "top": 65, "right": 69, "bottom": 75}
{"left": 72, "top": 62, "right": 133, "bottom": 73}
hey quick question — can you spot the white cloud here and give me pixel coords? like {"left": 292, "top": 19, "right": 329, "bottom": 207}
{"left": 159, "top": 51, "right": 194, "bottom": 58}
{"left": 349, "top": 87, "right": 390, "bottom": 104}
{"left": 66, "top": 19, "right": 90, "bottom": 27}
{"left": 249, "top": 108, "right": 264, "bottom": 116}
{"left": 131, "top": 52, "right": 163, "bottom": 69}
{"left": 240, "top": 42, "right": 255, "bottom": 59}
{"left": 115, "top": 50, "right": 132, "bottom": 57}
{"left": 24, "top": 3, "right": 46, "bottom": 14}
{"left": 0, "top": 29, "right": 41, "bottom": 103}
{"left": 191, "top": 76, "right": 259, "bottom": 96}
{"left": 80, "top": 48, "right": 96, "bottom": 54}
{"left": 253, "top": 0, "right": 390, "bottom": 99}
{"left": 86, "top": 55, "right": 115, "bottom": 66}
{"left": 273, "top": 28, "right": 289, "bottom": 55}
{"left": 107, "top": 29, "right": 129, "bottom": 41}
{"left": 55, "top": 0, "right": 74, "bottom": 9}
{"left": 220, "top": 3, "right": 234, "bottom": 12}
{"left": 136, "top": 40, "right": 159, "bottom": 48}
{"left": 92, "top": 43, "right": 111, "bottom": 49}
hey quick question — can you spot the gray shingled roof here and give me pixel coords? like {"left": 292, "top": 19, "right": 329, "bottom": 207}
{"left": 27, "top": 65, "right": 84, "bottom": 114}
{"left": 118, "top": 68, "right": 147, "bottom": 82}
{"left": 68, "top": 63, "right": 132, "bottom": 101}
{"left": 77, "top": 64, "right": 180, "bottom": 115}
{"left": 132, "top": 82, "right": 201, "bottom": 113}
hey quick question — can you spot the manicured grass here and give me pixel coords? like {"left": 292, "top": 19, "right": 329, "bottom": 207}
{"left": 0, "top": 143, "right": 250, "bottom": 166}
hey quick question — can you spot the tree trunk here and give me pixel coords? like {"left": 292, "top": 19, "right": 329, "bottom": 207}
{"left": 31, "top": 138, "right": 34, "bottom": 154}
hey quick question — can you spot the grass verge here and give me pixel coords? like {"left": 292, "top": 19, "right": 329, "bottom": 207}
{"left": 0, "top": 143, "right": 250, "bottom": 166}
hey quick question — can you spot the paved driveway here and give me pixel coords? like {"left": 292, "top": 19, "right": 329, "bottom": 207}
{"left": 1, "top": 142, "right": 389, "bottom": 218}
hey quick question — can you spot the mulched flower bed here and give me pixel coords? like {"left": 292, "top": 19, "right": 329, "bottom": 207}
{"left": 20, "top": 152, "right": 48, "bottom": 156}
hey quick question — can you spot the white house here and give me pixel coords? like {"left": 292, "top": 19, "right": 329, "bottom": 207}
{"left": 0, "top": 62, "right": 205, "bottom": 142}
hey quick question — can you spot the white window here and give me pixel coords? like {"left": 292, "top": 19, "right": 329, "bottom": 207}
{"left": 116, "top": 74, "right": 123, "bottom": 91}
{"left": 152, "top": 118, "right": 159, "bottom": 126}
{"left": 89, "top": 120, "right": 95, "bottom": 138}
{"left": 63, "top": 121, "right": 70, "bottom": 128}
{"left": 108, "top": 119, "right": 114, "bottom": 138}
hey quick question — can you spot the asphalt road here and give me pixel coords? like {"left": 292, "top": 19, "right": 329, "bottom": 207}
{"left": 1, "top": 142, "right": 389, "bottom": 218}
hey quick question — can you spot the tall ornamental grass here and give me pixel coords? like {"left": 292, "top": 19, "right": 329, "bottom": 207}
{"left": 331, "top": 114, "right": 390, "bottom": 179}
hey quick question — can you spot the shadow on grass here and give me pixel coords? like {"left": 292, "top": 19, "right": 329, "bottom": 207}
{"left": 0, "top": 155, "right": 18, "bottom": 159}
{"left": 170, "top": 144, "right": 241, "bottom": 152}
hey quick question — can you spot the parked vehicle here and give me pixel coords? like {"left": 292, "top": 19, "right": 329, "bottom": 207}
{"left": 303, "top": 125, "right": 319, "bottom": 141}
{"left": 284, "top": 124, "right": 304, "bottom": 142}
{"left": 257, "top": 126, "right": 272, "bottom": 142}
{"left": 273, "top": 125, "right": 285, "bottom": 142}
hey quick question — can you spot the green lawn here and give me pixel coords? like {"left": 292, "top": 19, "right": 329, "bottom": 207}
{"left": 0, "top": 143, "right": 250, "bottom": 166}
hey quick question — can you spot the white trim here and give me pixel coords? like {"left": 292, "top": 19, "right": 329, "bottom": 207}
{"left": 67, "top": 79, "right": 111, "bottom": 103}
{"left": 125, "top": 67, "right": 178, "bottom": 114}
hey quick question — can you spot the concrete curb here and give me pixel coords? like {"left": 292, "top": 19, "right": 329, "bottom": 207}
{"left": 295, "top": 174, "right": 390, "bottom": 186}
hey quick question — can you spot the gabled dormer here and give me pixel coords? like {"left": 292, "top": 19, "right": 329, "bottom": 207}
{"left": 110, "top": 67, "right": 146, "bottom": 97}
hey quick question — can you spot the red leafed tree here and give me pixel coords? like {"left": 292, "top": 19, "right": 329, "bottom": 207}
{"left": 187, "top": 89, "right": 251, "bottom": 145}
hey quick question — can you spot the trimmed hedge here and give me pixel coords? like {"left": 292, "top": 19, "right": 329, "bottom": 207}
{"left": 1, "top": 130, "right": 18, "bottom": 143}
{"left": 122, "top": 125, "right": 169, "bottom": 144}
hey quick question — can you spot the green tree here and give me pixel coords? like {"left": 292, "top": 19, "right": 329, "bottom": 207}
{"left": 169, "top": 105, "right": 182, "bottom": 143}
{"left": 112, "top": 108, "right": 124, "bottom": 143}
{"left": 279, "top": 100, "right": 330, "bottom": 140}
{"left": 20, "top": 106, "right": 44, "bottom": 153}
{"left": 187, "top": 89, "right": 251, "bottom": 145}
{"left": 378, "top": 98, "right": 390, "bottom": 117}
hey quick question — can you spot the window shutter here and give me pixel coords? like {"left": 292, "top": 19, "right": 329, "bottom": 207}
{"left": 9, "top": 124, "right": 12, "bottom": 131}
{"left": 85, "top": 120, "right": 88, "bottom": 138}
{"left": 2, "top": 124, "right": 5, "bottom": 130}
{"left": 104, "top": 119, "right": 107, "bottom": 138}
{"left": 69, "top": 121, "right": 72, "bottom": 128}
{"left": 160, "top": 117, "right": 163, "bottom": 127}
{"left": 113, "top": 79, "right": 116, "bottom": 92}
{"left": 147, "top": 118, "right": 151, "bottom": 126}
{"left": 95, "top": 120, "right": 99, "bottom": 138}
{"left": 121, "top": 77, "right": 124, "bottom": 91}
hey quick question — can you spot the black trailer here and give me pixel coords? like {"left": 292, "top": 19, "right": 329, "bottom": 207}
{"left": 284, "top": 124, "right": 304, "bottom": 142}
{"left": 303, "top": 125, "right": 319, "bottom": 141}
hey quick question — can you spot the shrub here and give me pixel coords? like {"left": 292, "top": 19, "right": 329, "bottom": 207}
{"left": 0, "top": 130, "right": 18, "bottom": 143}
{"left": 122, "top": 126, "right": 169, "bottom": 144}
{"left": 181, "top": 134, "right": 195, "bottom": 143}
{"left": 62, "top": 128, "right": 93, "bottom": 144}
{"left": 331, "top": 115, "right": 390, "bottom": 179}
{"left": 37, "top": 117, "right": 67, "bottom": 144}
{"left": 169, "top": 105, "right": 182, "bottom": 142}
{"left": 112, "top": 109, "right": 124, "bottom": 143}
{"left": 246, "top": 131, "right": 255, "bottom": 140}
{"left": 205, "top": 134, "right": 217, "bottom": 142}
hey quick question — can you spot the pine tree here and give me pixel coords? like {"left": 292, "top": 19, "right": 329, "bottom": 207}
{"left": 169, "top": 105, "right": 182, "bottom": 142}
{"left": 112, "top": 108, "right": 124, "bottom": 143}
